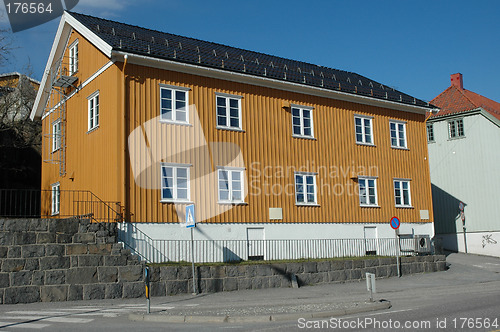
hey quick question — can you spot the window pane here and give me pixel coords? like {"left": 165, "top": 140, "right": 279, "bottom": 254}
{"left": 217, "top": 96, "right": 226, "bottom": 107}
{"left": 292, "top": 116, "right": 301, "bottom": 125}
{"left": 161, "top": 89, "right": 172, "bottom": 99}
{"left": 176, "top": 100, "right": 186, "bottom": 111}
{"left": 303, "top": 118, "right": 311, "bottom": 128}
{"left": 303, "top": 127, "right": 312, "bottom": 136}
{"left": 232, "top": 190, "right": 241, "bottom": 201}
{"left": 355, "top": 117, "right": 361, "bottom": 126}
{"left": 220, "top": 190, "right": 229, "bottom": 201}
{"left": 230, "top": 118, "right": 239, "bottom": 128}
{"left": 217, "top": 116, "right": 226, "bottom": 126}
{"left": 231, "top": 171, "right": 241, "bottom": 181}
{"left": 390, "top": 123, "right": 396, "bottom": 131}
{"left": 176, "top": 110, "right": 186, "bottom": 122}
{"left": 403, "top": 190, "right": 409, "bottom": 205}
{"left": 291, "top": 108, "right": 300, "bottom": 117}
{"left": 162, "top": 188, "right": 173, "bottom": 199}
{"left": 356, "top": 133, "right": 363, "bottom": 142}
{"left": 307, "top": 194, "right": 315, "bottom": 202}
{"left": 402, "top": 182, "right": 408, "bottom": 190}
{"left": 295, "top": 175, "right": 303, "bottom": 184}
{"left": 303, "top": 109, "right": 310, "bottom": 119}
{"left": 306, "top": 176, "right": 314, "bottom": 184}
{"left": 296, "top": 193, "right": 304, "bottom": 203}
{"left": 229, "top": 98, "right": 239, "bottom": 108}
{"left": 162, "top": 167, "right": 173, "bottom": 178}
{"left": 293, "top": 125, "right": 301, "bottom": 135}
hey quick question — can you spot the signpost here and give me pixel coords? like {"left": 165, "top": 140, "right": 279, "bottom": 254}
{"left": 390, "top": 216, "right": 401, "bottom": 277}
{"left": 459, "top": 202, "right": 467, "bottom": 253}
{"left": 186, "top": 204, "right": 197, "bottom": 295}
{"left": 144, "top": 266, "right": 151, "bottom": 314}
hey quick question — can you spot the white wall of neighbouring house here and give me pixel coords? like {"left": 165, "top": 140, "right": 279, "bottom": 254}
{"left": 428, "top": 112, "right": 500, "bottom": 257}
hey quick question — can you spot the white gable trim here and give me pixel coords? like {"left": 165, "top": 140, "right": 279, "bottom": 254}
{"left": 30, "top": 12, "right": 113, "bottom": 120}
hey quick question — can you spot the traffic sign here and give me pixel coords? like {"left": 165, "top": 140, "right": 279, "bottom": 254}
{"left": 186, "top": 204, "right": 195, "bottom": 228}
{"left": 460, "top": 211, "right": 465, "bottom": 222}
{"left": 390, "top": 216, "right": 400, "bottom": 230}
{"left": 459, "top": 202, "right": 464, "bottom": 211}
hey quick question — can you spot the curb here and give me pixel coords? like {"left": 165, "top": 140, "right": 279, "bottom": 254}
{"left": 128, "top": 300, "right": 391, "bottom": 324}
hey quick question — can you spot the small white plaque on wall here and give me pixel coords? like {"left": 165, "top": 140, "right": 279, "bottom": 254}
{"left": 269, "top": 208, "right": 283, "bottom": 220}
{"left": 420, "top": 210, "right": 430, "bottom": 220}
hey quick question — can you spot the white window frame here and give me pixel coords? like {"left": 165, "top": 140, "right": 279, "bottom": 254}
{"left": 448, "top": 118, "right": 465, "bottom": 139}
{"left": 69, "top": 40, "right": 78, "bottom": 75}
{"left": 354, "top": 115, "right": 374, "bottom": 145}
{"left": 52, "top": 119, "right": 62, "bottom": 152}
{"left": 87, "top": 91, "right": 99, "bottom": 132}
{"left": 294, "top": 172, "right": 318, "bottom": 205}
{"left": 291, "top": 105, "right": 314, "bottom": 139}
{"left": 393, "top": 178, "right": 412, "bottom": 208}
{"left": 159, "top": 84, "right": 190, "bottom": 125}
{"left": 426, "top": 123, "right": 434, "bottom": 143}
{"left": 51, "top": 182, "right": 60, "bottom": 216}
{"left": 217, "top": 167, "right": 245, "bottom": 204}
{"left": 389, "top": 120, "right": 407, "bottom": 149}
{"left": 358, "top": 176, "right": 378, "bottom": 207}
{"left": 215, "top": 92, "right": 243, "bottom": 131}
{"left": 160, "top": 163, "right": 191, "bottom": 203}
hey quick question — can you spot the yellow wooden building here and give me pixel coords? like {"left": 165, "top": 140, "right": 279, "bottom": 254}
{"left": 31, "top": 12, "right": 437, "bottom": 259}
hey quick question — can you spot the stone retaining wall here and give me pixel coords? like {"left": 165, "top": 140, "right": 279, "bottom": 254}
{"left": 0, "top": 218, "right": 446, "bottom": 303}
{"left": 151, "top": 255, "right": 447, "bottom": 296}
{"left": 0, "top": 218, "right": 144, "bottom": 304}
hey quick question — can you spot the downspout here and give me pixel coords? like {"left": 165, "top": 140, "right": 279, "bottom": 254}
{"left": 121, "top": 54, "right": 128, "bottom": 221}
{"left": 424, "top": 109, "right": 439, "bottom": 241}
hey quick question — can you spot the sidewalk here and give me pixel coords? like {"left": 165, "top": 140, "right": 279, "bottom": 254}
{"left": 129, "top": 277, "right": 391, "bottom": 323}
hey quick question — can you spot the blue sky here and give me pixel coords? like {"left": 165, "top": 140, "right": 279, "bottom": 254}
{"left": 1, "top": 0, "right": 499, "bottom": 103}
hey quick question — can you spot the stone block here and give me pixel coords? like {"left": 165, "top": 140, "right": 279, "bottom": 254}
{"left": 0, "top": 246, "right": 8, "bottom": 258}
{"left": 343, "top": 260, "right": 353, "bottom": 270}
{"left": 255, "top": 265, "right": 272, "bottom": 277}
{"left": 7, "top": 246, "right": 21, "bottom": 258}
{"left": 123, "top": 282, "right": 145, "bottom": 298}
{"left": 4, "top": 219, "right": 29, "bottom": 232}
{"left": 56, "top": 233, "right": 73, "bottom": 244}
{"left": 0, "top": 272, "right": 10, "bottom": 287}
{"left": 119, "top": 265, "right": 143, "bottom": 282}
{"left": 45, "top": 270, "right": 65, "bottom": 285}
{"left": 36, "top": 233, "right": 56, "bottom": 244}
{"left": 45, "top": 244, "right": 65, "bottom": 256}
{"left": 281, "top": 274, "right": 292, "bottom": 288}
{"left": 387, "top": 265, "right": 398, "bottom": 277}
{"left": 352, "top": 260, "right": 364, "bottom": 269}
{"left": 211, "top": 266, "right": 226, "bottom": 278}
{"left": 68, "top": 285, "right": 83, "bottom": 301}
{"left": 401, "top": 264, "right": 411, "bottom": 275}
{"left": 88, "top": 244, "right": 112, "bottom": 255}
{"left": 104, "top": 255, "right": 127, "bottom": 266}
{"left": 70, "top": 256, "right": 78, "bottom": 268}
{"left": 65, "top": 267, "right": 98, "bottom": 284}
{"left": 150, "top": 266, "right": 160, "bottom": 282}
{"left": 364, "top": 267, "right": 377, "bottom": 275}
{"left": 83, "top": 284, "right": 105, "bottom": 300}
{"left": 22, "top": 245, "right": 45, "bottom": 258}
{"left": 150, "top": 281, "right": 166, "bottom": 297}
{"left": 286, "top": 263, "right": 303, "bottom": 274}
{"left": 160, "top": 266, "right": 177, "bottom": 280}
{"left": 48, "top": 219, "right": 79, "bottom": 235}
{"left": 296, "top": 273, "right": 311, "bottom": 286}
{"left": 0, "top": 232, "right": 14, "bottom": 245}
{"left": 329, "top": 270, "right": 347, "bottom": 283}
{"left": 10, "top": 271, "right": 33, "bottom": 286}
{"left": 379, "top": 257, "right": 396, "bottom": 266}
{"left": 269, "top": 263, "right": 287, "bottom": 276}
{"left": 105, "top": 283, "right": 123, "bottom": 299}
{"left": 14, "top": 232, "right": 36, "bottom": 245}
{"left": 40, "top": 256, "right": 69, "bottom": 270}
{"left": 350, "top": 269, "right": 362, "bottom": 280}
{"left": 73, "top": 233, "right": 96, "bottom": 244}
{"left": 24, "top": 258, "right": 39, "bottom": 271}
{"left": 66, "top": 244, "right": 88, "bottom": 255}
{"left": 205, "top": 278, "right": 224, "bottom": 292}
{"left": 78, "top": 255, "right": 103, "bottom": 267}
{"left": 401, "top": 256, "right": 415, "bottom": 264}
{"left": 32, "top": 271, "right": 44, "bottom": 285}
{"left": 376, "top": 266, "right": 388, "bottom": 278}
{"left": 197, "top": 266, "right": 211, "bottom": 279}
{"left": 436, "top": 261, "right": 446, "bottom": 271}
{"left": 331, "top": 261, "right": 345, "bottom": 271}
{"left": 27, "top": 219, "right": 49, "bottom": 232}
{"left": 177, "top": 266, "right": 191, "bottom": 280}
{"left": 316, "top": 261, "right": 330, "bottom": 272}
{"left": 365, "top": 259, "right": 379, "bottom": 268}
{"left": 251, "top": 276, "right": 268, "bottom": 290}
{"left": 41, "top": 285, "right": 68, "bottom": 302}
{"left": 303, "top": 262, "right": 317, "bottom": 274}
{"left": 4, "top": 286, "right": 40, "bottom": 304}
{"left": 269, "top": 275, "right": 282, "bottom": 288}
{"left": 98, "top": 267, "right": 118, "bottom": 283}
{"left": 2, "top": 258, "right": 25, "bottom": 272}
{"left": 223, "top": 277, "right": 238, "bottom": 291}
{"left": 237, "top": 278, "right": 252, "bottom": 291}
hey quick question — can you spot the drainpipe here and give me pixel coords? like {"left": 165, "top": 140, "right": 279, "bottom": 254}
{"left": 121, "top": 54, "right": 128, "bottom": 221}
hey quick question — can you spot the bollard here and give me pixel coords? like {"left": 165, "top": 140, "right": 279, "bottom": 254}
{"left": 145, "top": 266, "right": 151, "bottom": 314}
{"left": 366, "top": 272, "right": 376, "bottom": 302}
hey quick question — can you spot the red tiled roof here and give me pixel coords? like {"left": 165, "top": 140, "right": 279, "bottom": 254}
{"left": 431, "top": 85, "right": 500, "bottom": 121}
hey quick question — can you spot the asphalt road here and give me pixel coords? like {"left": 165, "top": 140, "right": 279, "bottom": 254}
{"left": 0, "top": 253, "right": 498, "bottom": 331}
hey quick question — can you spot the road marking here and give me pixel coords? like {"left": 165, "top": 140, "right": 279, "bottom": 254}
{"left": 184, "top": 304, "right": 199, "bottom": 307}
{"left": 485, "top": 263, "right": 500, "bottom": 266}
{"left": 0, "top": 321, "right": 50, "bottom": 329}
{"left": 0, "top": 316, "right": 93, "bottom": 323}
{"left": 341, "top": 308, "right": 414, "bottom": 319}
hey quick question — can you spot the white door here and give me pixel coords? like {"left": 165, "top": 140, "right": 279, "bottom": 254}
{"left": 364, "top": 226, "right": 378, "bottom": 256}
{"left": 247, "top": 227, "right": 265, "bottom": 260}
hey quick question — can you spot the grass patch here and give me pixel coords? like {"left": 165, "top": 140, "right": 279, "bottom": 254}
{"left": 147, "top": 255, "right": 392, "bottom": 267}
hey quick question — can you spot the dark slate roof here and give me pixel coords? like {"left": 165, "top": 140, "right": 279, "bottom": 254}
{"left": 68, "top": 11, "right": 432, "bottom": 109}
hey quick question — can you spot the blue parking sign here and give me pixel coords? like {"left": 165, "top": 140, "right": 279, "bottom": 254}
{"left": 186, "top": 204, "right": 195, "bottom": 228}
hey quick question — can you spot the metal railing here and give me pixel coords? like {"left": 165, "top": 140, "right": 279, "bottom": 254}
{"left": 116, "top": 225, "right": 418, "bottom": 264}
{"left": 0, "top": 189, "right": 122, "bottom": 223}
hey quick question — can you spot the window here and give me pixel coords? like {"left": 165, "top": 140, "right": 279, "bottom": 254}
{"left": 291, "top": 106, "right": 314, "bottom": 138}
{"left": 448, "top": 118, "right": 464, "bottom": 139}
{"left": 354, "top": 115, "right": 374, "bottom": 145}
{"left": 216, "top": 93, "right": 242, "bottom": 130}
{"left": 51, "top": 183, "right": 60, "bottom": 215}
{"left": 52, "top": 119, "right": 61, "bottom": 152}
{"left": 390, "top": 120, "right": 407, "bottom": 148}
{"left": 426, "top": 123, "right": 434, "bottom": 142}
{"left": 160, "top": 85, "right": 189, "bottom": 124}
{"left": 161, "top": 164, "right": 190, "bottom": 202}
{"left": 218, "top": 168, "right": 244, "bottom": 203}
{"left": 295, "top": 173, "right": 317, "bottom": 205}
{"left": 88, "top": 92, "right": 99, "bottom": 131}
{"left": 394, "top": 179, "right": 411, "bottom": 207}
{"left": 358, "top": 177, "right": 378, "bottom": 206}
{"left": 69, "top": 40, "right": 78, "bottom": 75}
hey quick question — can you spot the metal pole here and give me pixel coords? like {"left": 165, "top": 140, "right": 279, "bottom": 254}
{"left": 396, "top": 231, "right": 401, "bottom": 277}
{"left": 190, "top": 228, "right": 197, "bottom": 295}
{"left": 463, "top": 225, "right": 468, "bottom": 254}
{"left": 144, "top": 267, "right": 150, "bottom": 314}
